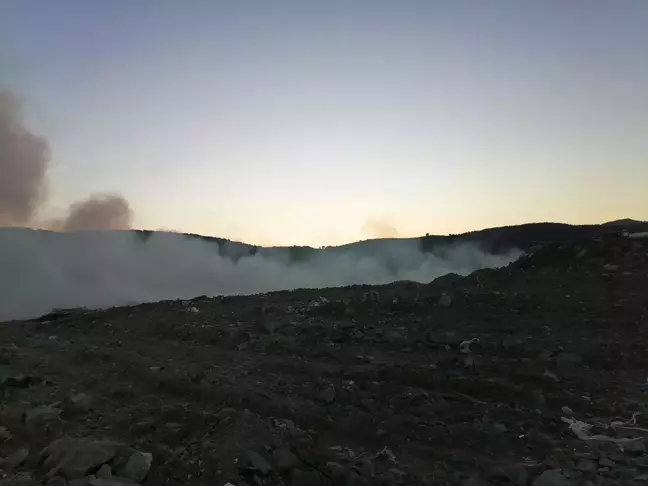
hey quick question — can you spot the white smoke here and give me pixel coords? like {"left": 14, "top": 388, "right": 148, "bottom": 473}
{"left": 0, "top": 228, "right": 522, "bottom": 321}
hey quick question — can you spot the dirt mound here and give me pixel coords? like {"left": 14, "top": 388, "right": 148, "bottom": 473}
{"left": 1, "top": 236, "right": 648, "bottom": 485}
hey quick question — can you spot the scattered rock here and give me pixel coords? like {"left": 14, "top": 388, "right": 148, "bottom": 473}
{"left": 387, "top": 467, "right": 407, "bottom": 483}
{"left": 502, "top": 337, "right": 525, "bottom": 349}
{"left": 375, "top": 446, "right": 397, "bottom": 463}
{"left": 97, "top": 465, "right": 112, "bottom": 479}
{"left": 71, "top": 392, "right": 91, "bottom": 407}
{"left": 317, "top": 385, "right": 336, "bottom": 404}
{"left": 1, "top": 447, "right": 29, "bottom": 469}
{"left": 114, "top": 451, "right": 152, "bottom": 482}
{"left": 577, "top": 460, "right": 596, "bottom": 473}
{"left": 361, "top": 291, "right": 379, "bottom": 303}
{"left": 325, "top": 461, "right": 348, "bottom": 482}
{"left": 623, "top": 440, "right": 647, "bottom": 455}
{"left": 464, "top": 476, "right": 488, "bottom": 486}
{"left": 460, "top": 338, "right": 480, "bottom": 354}
{"left": 531, "top": 469, "right": 574, "bottom": 486}
{"left": 616, "top": 467, "right": 641, "bottom": 479}
{"left": 529, "top": 390, "right": 546, "bottom": 409}
{"left": 384, "top": 330, "right": 407, "bottom": 343}
{"left": 68, "top": 477, "right": 97, "bottom": 486}
{"left": 487, "top": 464, "right": 528, "bottom": 486}
{"left": 290, "top": 469, "right": 324, "bottom": 485}
{"left": 64, "top": 392, "right": 92, "bottom": 414}
{"left": 554, "top": 353, "right": 583, "bottom": 372}
{"left": 2, "top": 373, "right": 37, "bottom": 389}
{"left": 598, "top": 454, "right": 615, "bottom": 467}
{"left": 88, "top": 478, "right": 140, "bottom": 486}
{"left": 130, "top": 419, "right": 156, "bottom": 435}
{"left": 24, "top": 405, "right": 62, "bottom": 424}
{"left": 242, "top": 451, "right": 273, "bottom": 476}
{"left": 561, "top": 406, "right": 573, "bottom": 415}
{"left": 544, "top": 370, "right": 560, "bottom": 382}
{"left": 259, "top": 319, "right": 277, "bottom": 334}
{"left": 41, "top": 437, "right": 124, "bottom": 480}
{"left": 0, "top": 425, "right": 13, "bottom": 441}
{"left": 216, "top": 407, "right": 238, "bottom": 420}
{"left": 46, "top": 477, "right": 67, "bottom": 486}
{"left": 357, "top": 458, "right": 375, "bottom": 478}
{"left": 0, "top": 472, "right": 36, "bottom": 486}
{"left": 425, "top": 331, "right": 462, "bottom": 345}
{"left": 272, "top": 448, "right": 300, "bottom": 472}
{"left": 438, "top": 293, "right": 452, "bottom": 307}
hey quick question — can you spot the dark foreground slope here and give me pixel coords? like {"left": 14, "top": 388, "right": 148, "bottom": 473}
{"left": 1, "top": 235, "right": 648, "bottom": 485}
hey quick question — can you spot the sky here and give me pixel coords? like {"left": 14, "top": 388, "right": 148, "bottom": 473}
{"left": 1, "top": 0, "right": 647, "bottom": 247}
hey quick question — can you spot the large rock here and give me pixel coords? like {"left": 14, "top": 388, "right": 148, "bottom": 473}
{"left": 1, "top": 447, "right": 29, "bottom": 469}
{"left": 88, "top": 478, "right": 140, "bottom": 486}
{"left": 532, "top": 469, "right": 574, "bottom": 486}
{"left": 41, "top": 437, "right": 126, "bottom": 480}
{"left": 487, "top": 464, "right": 528, "bottom": 486}
{"left": 24, "top": 405, "right": 62, "bottom": 424}
{"left": 272, "top": 448, "right": 301, "bottom": 472}
{"left": 113, "top": 451, "right": 152, "bottom": 482}
{"left": 242, "top": 450, "right": 273, "bottom": 476}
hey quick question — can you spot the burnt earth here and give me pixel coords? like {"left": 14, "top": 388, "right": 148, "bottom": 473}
{"left": 1, "top": 237, "right": 648, "bottom": 485}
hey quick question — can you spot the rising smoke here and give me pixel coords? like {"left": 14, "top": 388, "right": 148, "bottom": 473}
{"left": 57, "top": 194, "right": 133, "bottom": 231}
{"left": 362, "top": 217, "right": 400, "bottom": 239}
{"left": 0, "top": 228, "right": 522, "bottom": 321}
{"left": 0, "top": 88, "right": 133, "bottom": 231}
{"left": 0, "top": 87, "right": 522, "bottom": 321}
{"left": 0, "top": 89, "right": 49, "bottom": 225}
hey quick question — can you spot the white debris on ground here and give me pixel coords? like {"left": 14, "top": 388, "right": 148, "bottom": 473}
{"left": 562, "top": 415, "right": 644, "bottom": 444}
{"left": 460, "top": 337, "right": 480, "bottom": 354}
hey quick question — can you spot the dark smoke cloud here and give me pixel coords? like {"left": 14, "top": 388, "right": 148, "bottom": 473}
{"left": 0, "top": 89, "right": 49, "bottom": 225}
{"left": 0, "top": 87, "right": 134, "bottom": 230}
{"left": 61, "top": 194, "right": 133, "bottom": 231}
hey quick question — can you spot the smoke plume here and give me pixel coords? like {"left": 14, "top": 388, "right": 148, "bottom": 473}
{"left": 0, "top": 87, "right": 133, "bottom": 230}
{"left": 0, "top": 89, "right": 49, "bottom": 225}
{"left": 0, "top": 87, "right": 522, "bottom": 322}
{"left": 61, "top": 194, "right": 133, "bottom": 231}
{"left": 0, "top": 228, "right": 522, "bottom": 321}
{"left": 362, "top": 218, "right": 400, "bottom": 239}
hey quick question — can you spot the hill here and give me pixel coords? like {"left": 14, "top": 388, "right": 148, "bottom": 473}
{"left": 1, "top": 231, "right": 648, "bottom": 485}
{"left": 88, "top": 219, "right": 648, "bottom": 261}
{"left": 1, "top": 219, "right": 647, "bottom": 321}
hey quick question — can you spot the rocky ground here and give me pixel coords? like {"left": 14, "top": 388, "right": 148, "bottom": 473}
{"left": 1, "top": 235, "right": 648, "bottom": 486}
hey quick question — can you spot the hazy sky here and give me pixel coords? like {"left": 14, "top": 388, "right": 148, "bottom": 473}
{"left": 1, "top": 0, "right": 647, "bottom": 246}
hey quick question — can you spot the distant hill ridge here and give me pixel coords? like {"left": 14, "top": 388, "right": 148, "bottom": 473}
{"left": 2, "top": 219, "right": 647, "bottom": 264}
